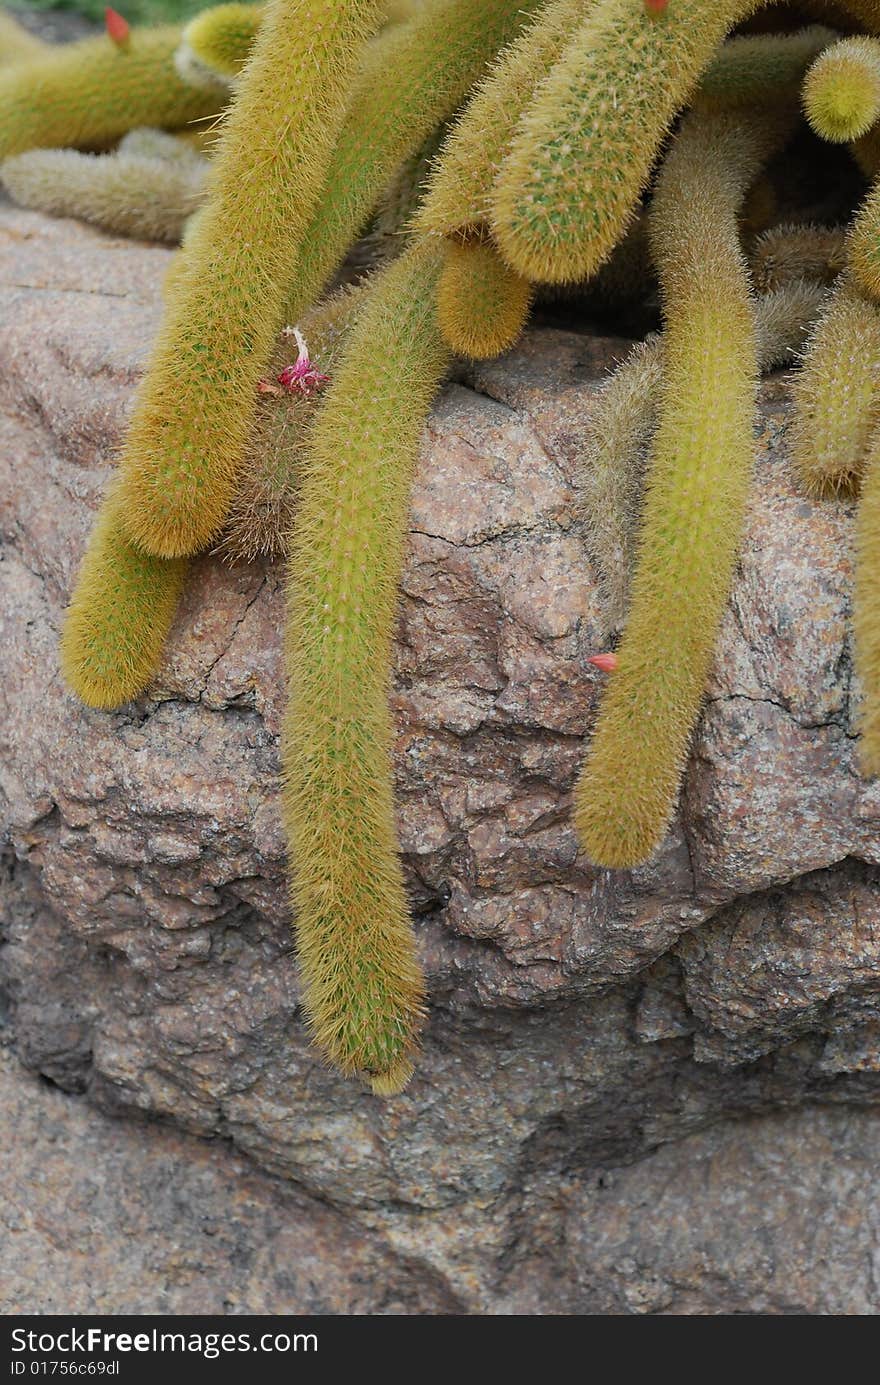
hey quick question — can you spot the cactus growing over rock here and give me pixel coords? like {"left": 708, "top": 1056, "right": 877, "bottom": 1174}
{"left": 0, "top": 0, "right": 870, "bottom": 1088}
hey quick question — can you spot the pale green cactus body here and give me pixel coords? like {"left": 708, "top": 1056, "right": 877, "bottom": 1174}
{"left": 283, "top": 0, "right": 543, "bottom": 323}
{"left": 1, "top": 145, "right": 207, "bottom": 242}
{"left": 283, "top": 240, "right": 449, "bottom": 1092}
{"left": 490, "top": 0, "right": 767, "bottom": 285}
{"left": 112, "top": 0, "right": 385, "bottom": 561}
{"left": 0, "top": 26, "right": 223, "bottom": 162}
{"left": 61, "top": 490, "right": 188, "bottom": 710}
{"left": 575, "top": 105, "right": 795, "bottom": 868}
{"left": 790, "top": 277, "right": 880, "bottom": 494}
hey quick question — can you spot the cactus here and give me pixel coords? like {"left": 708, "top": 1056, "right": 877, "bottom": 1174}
{"left": 750, "top": 221, "right": 848, "bottom": 291}
{"left": 61, "top": 490, "right": 188, "bottom": 710}
{"left": 415, "top": 0, "right": 584, "bottom": 241}
{"left": 583, "top": 280, "right": 829, "bottom": 634}
{"left": 110, "top": 0, "right": 386, "bottom": 562}
{"left": 804, "top": 35, "right": 880, "bottom": 142}
{"left": 282, "top": 0, "right": 544, "bottom": 323}
{"left": 283, "top": 240, "right": 449, "bottom": 1092}
{"left": 789, "top": 277, "right": 880, "bottom": 494}
{"left": 175, "top": 3, "right": 263, "bottom": 90}
{"left": 1, "top": 144, "right": 207, "bottom": 242}
{"left": 0, "top": 25, "right": 224, "bottom": 162}
{"left": 436, "top": 234, "right": 532, "bottom": 359}
{"left": 0, "top": 9, "right": 47, "bottom": 69}
{"left": 490, "top": 0, "right": 768, "bottom": 285}
{"left": 697, "top": 26, "right": 835, "bottom": 111}
{"left": 575, "top": 104, "right": 795, "bottom": 868}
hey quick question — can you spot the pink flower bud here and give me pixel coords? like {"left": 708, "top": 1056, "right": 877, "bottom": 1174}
{"left": 588, "top": 652, "right": 619, "bottom": 673}
{"left": 105, "top": 7, "right": 131, "bottom": 47}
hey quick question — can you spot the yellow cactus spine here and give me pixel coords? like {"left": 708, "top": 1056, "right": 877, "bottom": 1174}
{"left": 283, "top": 241, "right": 449, "bottom": 1092}
{"left": 61, "top": 492, "right": 188, "bottom": 710}
{"left": 854, "top": 428, "right": 880, "bottom": 774}
{"left": 175, "top": 3, "right": 263, "bottom": 90}
{"left": 0, "top": 145, "right": 206, "bottom": 243}
{"left": 436, "top": 235, "right": 532, "bottom": 359}
{"left": 803, "top": 35, "right": 880, "bottom": 141}
{"left": 575, "top": 106, "right": 791, "bottom": 868}
{"left": 0, "top": 10, "right": 47, "bottom": 68}
{"left": 790, "top": 278, "right": 880, "bottom": 495}
{"left": 0, "top": 26, "right": 222, "bottom": 162}
{"left": 490, "top": 0, "right": 765, "bottom": 285}
{"left": 283, "top": 0, "right": 542, "bottom": 324}
{"left": 113, "top": 0, "right": 385, "bottom": 561}
{"left": 414, "top": 0, "right": 584, "bottom": 241}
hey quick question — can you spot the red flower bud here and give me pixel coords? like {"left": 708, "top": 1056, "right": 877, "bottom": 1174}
{"left": 644, "top": 0, "right": 669, "bottom": 15}
{"left": 105, "top": 7, "right": 131, "bottom": 47}
{"left": 588, "top": 652, "right": 619, "bottom": 673}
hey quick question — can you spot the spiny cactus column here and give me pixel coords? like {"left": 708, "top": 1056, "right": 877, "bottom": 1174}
{"left": 283, "top": 240, "right": 449, "bottom": 1093}
{"left": 282, "top": 0, "right": 543, "bottom": 323}
{"left": 490, "top": 0, "right": 765, "bottom": 285}
{"left": 220, "top": 283, "right": 369, "bottom": 562}
{"left": 575, "top": 104, "right": 794, "bottom": 868}
{"left": 109, "top": 0, "right": 385, "bottom": 561}
{"left": 415, "top": 0, "right": 584, "bottom": 241}
{"left": 1, "top": 144, "right": 206, "bottom": 243}
{"left": 436, "top": 235, "right": 532, "bottom": 359}
{"left": 0, "top": 25, "right": 223, "bottom": 161}
{"left": 790, "top": 278, "right": 880, "bottom": 495}
{"left": 61, "top": 492, "right": 188, "bottom": 710}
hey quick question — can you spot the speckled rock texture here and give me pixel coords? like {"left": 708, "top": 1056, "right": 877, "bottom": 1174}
{"left": 2, "top": 203, "right": 880, "bottom": 1313}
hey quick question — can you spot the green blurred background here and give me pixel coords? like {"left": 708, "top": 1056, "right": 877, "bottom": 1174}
{"left": 11, "top": 0, "right": 202, "bottom": 27}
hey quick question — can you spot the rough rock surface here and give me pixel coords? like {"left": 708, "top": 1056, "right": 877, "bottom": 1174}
{"left": 2, "top": 204, "right": 880, "bottom": 1313}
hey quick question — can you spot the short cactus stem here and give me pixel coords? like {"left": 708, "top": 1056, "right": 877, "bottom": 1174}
{"left": 803, "top": 36, "right": 880, "bottom": 142}
{"left": 436, "top": 234, "right": 533, "bottom": 359}
{"left": 490, "top": 0, "right": 764, "bottom": 285}
{"left": 283, "top": 240, "right": 449, "bottom": 1091}
{"left": 855, "top": 427, "right": 880, "bottom": 775}
{"left": 575, "top": 106, "right": 793, "bottom": 868}
{"left": 114, "top": 0, "right": 385, "bottom": 561}
{"left": 790, "top": 277, "right": 880, "bottom": 495}
{"left": 0, "top": 25, "right": 223, "bottom": 162}
{"left": 60, "top": 489, "right": 188, "bottom": 710}
{"left": 749, "top": 222, "right": 847, "bottom": 292}
{"left": 175, "top": 3, "right": 263, "bottom": 91}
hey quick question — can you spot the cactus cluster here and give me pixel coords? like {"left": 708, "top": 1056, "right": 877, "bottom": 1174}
{"left": 6, "top": 0, "right": 880, "bottom": 1090}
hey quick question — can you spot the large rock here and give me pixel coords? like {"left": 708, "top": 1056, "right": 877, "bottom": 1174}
{"left": 2, "top": 203, "right": 880, "bottom": 1313}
